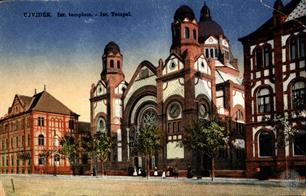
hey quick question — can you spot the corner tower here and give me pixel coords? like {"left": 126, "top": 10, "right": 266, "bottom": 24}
{"left": 101, "top": 41, "right": 124, "bottom": 82}
{"left": 91, "top": 41, "right": 127, "bottom": 166}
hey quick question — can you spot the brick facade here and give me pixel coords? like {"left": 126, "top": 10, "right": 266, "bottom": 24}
{"left": 0, "top": 91, "right": 80, "bottom": 175}
{"left": 239, "top": 0, "right": 306, "bottom": 179}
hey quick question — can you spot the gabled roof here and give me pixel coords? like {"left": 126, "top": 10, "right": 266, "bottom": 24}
{"left": 18, "top": 95, "right": 32, "bottom": 108}
{"left": 239, "top": 0, "right": 302, "bottom": 43}
{"left": 28, "top": 91, "right": 78, "bottom": 116}
{"left": 2, "top": 91, "right": 79, "bottom": 120}
{"left": 123, "top": 60, "right": 156, "bottom": 98}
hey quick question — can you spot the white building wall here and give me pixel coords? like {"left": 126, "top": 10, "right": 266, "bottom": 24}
{"left": 93, "top": 100, "right": 107, "bottom": 119}
{"left": 163, "top": 78, "right": 184, "bottom": 102}
{"left": 232, "top": 90, "right": 245, "bottom": 108}
{"left": 195, "top": 79, "right": 211, "bottom": 100}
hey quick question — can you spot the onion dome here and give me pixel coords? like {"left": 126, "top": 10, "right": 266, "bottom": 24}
{"left": 104, "top": 41, "right": 120, "bottom": 55}
{"left": 173, "top": 5, "right": 196, "bottom": 22}
{"left": 198, "top": 2, "right": 224, "bottom": 42}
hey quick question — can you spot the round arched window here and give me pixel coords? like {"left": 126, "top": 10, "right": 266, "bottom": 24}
{"left": 199, "top": 103, "right": 209, "bottom": 119}
{"left": 139, "top": 107, "right": 157, "bottom": 127}
{"left": 168, "top": 102, "right": 182, "bottom": 119}
{"left": 259, "top": 131, "right": 274, "bottom": 157}
{"left": 97, "top": 117, "right": 106, "bottom": 132}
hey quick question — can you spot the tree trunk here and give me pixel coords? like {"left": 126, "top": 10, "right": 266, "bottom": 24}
{"left": 101, "top": 160, "right": 104, "bottom": 176}
{"left": 146, "top": 155, "right": 150, "bottom": 179}
{"left": 285, "top": 155, "right": 288, "bottom": 179}
{"left": 211, "top": 157, "right": 215, "bottom": 181}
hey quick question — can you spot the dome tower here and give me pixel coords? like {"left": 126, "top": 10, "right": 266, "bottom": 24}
{"left": 101, "top": 41, "right": 124, "bottom": 81}
{"left": 198, "top": 2, "right": 224, "bottom": 43}
{"left": 170, "top": 5, "right": 200, "bottom": 57}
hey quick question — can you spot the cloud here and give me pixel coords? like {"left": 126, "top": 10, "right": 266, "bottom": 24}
{"left": 84, "top": 18, "right": 95, "bottom": 24}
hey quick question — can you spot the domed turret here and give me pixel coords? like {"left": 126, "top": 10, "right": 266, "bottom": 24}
{"left": 104, "top": 41, "right": 120, "bottom": 55}
{"left": 170, "top": 5, "right": 200, "bottom": 56}
{"left": 174, "top": 5, "right": 195, "bottom": 22}
{"left": 198, "top": 2, "right": 224, "bottom": 43}
{"left": 101, "top": 41, "right": 124, "bottom": 81}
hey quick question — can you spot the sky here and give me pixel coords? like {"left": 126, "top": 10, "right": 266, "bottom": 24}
{"left": 0, "top": 0, "right": 290, "bottom": 122}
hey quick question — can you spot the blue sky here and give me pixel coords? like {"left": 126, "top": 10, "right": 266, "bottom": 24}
{"left": 0, "top": 0, "right": 290, "bottom": 121}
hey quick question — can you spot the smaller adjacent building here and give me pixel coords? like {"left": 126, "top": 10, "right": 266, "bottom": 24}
{"left": 0, "top": 90, "right": 79, "bottom": 174}
{"left": 239, "top": 0, "right": 306, "bottom": 178}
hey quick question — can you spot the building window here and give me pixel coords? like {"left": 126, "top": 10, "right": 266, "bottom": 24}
{"left": 38, "top": 155, "right": 45, "bottom": 165}
{"left": 16, "top": 137, "right": 18, "bottom": 148}
{"left": 205, "top": 48, "right": 209, "bottom": 58}
{"left": 117, "top": 61, "right": 120, "bottom": 69}
{"left": 290, "top": 37, "right": 297, "bottom": 60}
{"left": 184, "top": 27, "right": 190, "bottom": 39}
{"left": 259, "top": 131, "right": 274, "bottom": 157}
{"left": 255, "top": 47, "right": 263, "bottom": 69}
{"left": 264, "top": 46, "right": 271, "bottom": 68}
{"left": 28, "top": 134, "right": 30, "bottom": 146}
{"left": 210, "top": 49, "right": 214, "bottom": 58}
{"left": 168, "top": 102, "right": 182, "bottom": 119}
{"left": 139, "top": 108, "right": 157, "bottom": 127}
{"left": 292, "top": 81, "right": 306, "bottom": 109}
{"left": 38, "top": 134, "right": 44, "bottom": 146}
{"left": 236, "top": 110, "right": 244, "bottom": 121}
{"left": 15, "top": 121, "right": 18, "bottom": 131}
{"left": 38, "top": 117, "right": 44, "bottom": 127}
{"left": 139, "top": 69, "right": 149, "bottom": 79}
{"left": 198, "top": 102, "right": 210, "bottom": 119}
{"left": 289, "top": 35, "right": 306, "bottom": 61}
{"left": 293, "top": 130, "right": 306, "bottom": 156}
{"left": 110, "top": 60, "right": 114, "bottom": 68}
{"left": 255, "top": 45, "right": 271, "bottom": 69}
{"left": 22, "top": 136, "right": 25, "bottom": 146}
{"left": 27, "top": 117, "right": 30, "bottom": 128}
{"left": 224, "top": 50, "right": 230, "bottom": 61}
{"left": 54, "top": 154, "right": 60, "bottom": 166}
{"left": 193, "top": 29, "right": 196, "bottom": 40}
{"left": 97, "top": 117, "right": 106, "bottom": 132}
{"left": 11, "top": 138, "right": 13, "bottom": 148}
{"left": 215, "top": 48, "right": 219, "bottom": 59}
{"left": 257, "top": 88, "right": 271, "bottom": 113}
{"left": 11, "top": 155, "right": 14, "bottom": 166}
{"left": 69, "top": 120, "right": 74, "bottom": 129}
{"left": 216, "top": 89, "right": 225, "bottom": 109}
{"left": 54, "top": 135, "right": 59, "bottom": 146}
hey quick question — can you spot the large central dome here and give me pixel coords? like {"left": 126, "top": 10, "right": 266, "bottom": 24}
{"left": 198, "top": 3, "right": 224, "bottom": 42}
{"left": 173, "top": 5, "right": 195, "bottom": 21}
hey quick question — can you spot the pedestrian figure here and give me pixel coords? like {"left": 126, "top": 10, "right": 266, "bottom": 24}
{"left": 173, "top": 166, "right": 178, "bottom": 178}
{"left": 133, "top": 166, "right": 137, "bottom": 176}
{"left": 187, "top": 165, "right": 193, "bottom": 178}
{"left": 162, "top": 170, "right": 166, "bottom": 179}
{"left": 154, "top": 167, "right": 158, "bottom": 176}
{"left": 166, "top": 166, "right": 170, "bottom": 177}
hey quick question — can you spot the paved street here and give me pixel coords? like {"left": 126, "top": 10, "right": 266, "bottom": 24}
{"left": 0, "top": 175, "right": 305, "bottom": 195}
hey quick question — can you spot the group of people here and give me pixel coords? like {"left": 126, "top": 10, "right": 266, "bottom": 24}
{"left": 131, "top": 165, "right": 182, "bottom": 178}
